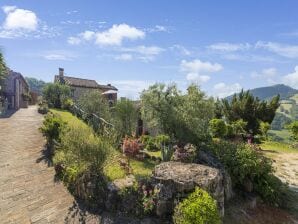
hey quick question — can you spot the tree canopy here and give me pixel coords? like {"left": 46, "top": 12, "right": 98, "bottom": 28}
{"left": 140, "top": 83, "right": 214, "bottom": 144}
{"left": 25, "top": 77, "right": 47, "bottom": 95}
{"left": 217, "top": 90, "right": 280, "bottom": 135}
{"left": 42, "top": 83, "right": 71, "bottom": 108}
{"left": 0, "top": 51, "right": 8, "bottom": 94}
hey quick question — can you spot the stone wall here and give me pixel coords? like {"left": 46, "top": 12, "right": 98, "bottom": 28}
{"left": 152, "top": 162, "right": 224, "bottom": 217}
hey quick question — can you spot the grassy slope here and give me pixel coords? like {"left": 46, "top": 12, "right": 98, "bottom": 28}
{"left": 50, "top": 109, "right": 155, "bottom": 181}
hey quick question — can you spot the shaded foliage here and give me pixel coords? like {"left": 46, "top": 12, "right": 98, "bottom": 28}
{"left": 43, "top": 83, "right": 71, "bottom": 108}
{"left": 140, "top": 83, "right": 214, "bottom": 145}
{"left": 218, "top": 90, "right": 280, "bottom": 135}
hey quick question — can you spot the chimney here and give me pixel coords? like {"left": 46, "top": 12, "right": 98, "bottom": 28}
{"left": 59, "top": 68, "right": 64, "bottom": 76}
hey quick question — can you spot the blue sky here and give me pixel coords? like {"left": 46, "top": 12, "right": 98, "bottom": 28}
{"left": 1, "top": 0, "right": 298, "bottom": 98}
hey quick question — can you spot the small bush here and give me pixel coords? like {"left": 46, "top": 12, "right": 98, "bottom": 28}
{"left": 61, "top": 98, "right": 74, "bottom": 110}
{"left": 38, "top": 103, "right": 49, "bottom": 114}
{"left": 173, "top": 188, "right": 220, "bottom": 224}
{"left": 122, "top": 137, "right": 142, "bottom": 157}
{"left": 209, "top": 118, "right": 227, "bottom": 138}
{"left": 140, "top": 135, "right": 158, "bottom": 151}
{"left": 40, "top": 112, "right": 66, "bottom": 146}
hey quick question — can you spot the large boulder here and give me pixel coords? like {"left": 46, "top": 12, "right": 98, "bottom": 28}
{"left": 152, "top": 162, "right": 224, "bottom": 217}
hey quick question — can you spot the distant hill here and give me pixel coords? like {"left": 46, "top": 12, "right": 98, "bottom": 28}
{"left": 226, "top": 84, "right": 298, "bottom": 101}
{"left": 25, "top": 77, "right": 47, "bottom": 95}
{"left": 246, "top": 84, "right": 298, "bottom": 101}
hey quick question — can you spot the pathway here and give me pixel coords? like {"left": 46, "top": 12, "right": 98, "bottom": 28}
{"left": 0, "top": 106, "right": 99, "bottom": 224}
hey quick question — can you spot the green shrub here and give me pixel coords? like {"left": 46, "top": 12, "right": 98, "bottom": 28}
{"left": 173, "top": 188, "right": 220, "bottom": 224}
{"left": 40, "top": 112, "right": 66, "bottom": 145}
{"left": 208, "top": 140, "right": 285, "bottom": 205}
{"left": 54, "top": 124, "right": 110, "bottom": 174}
{"left": 209, "top": 118, "right": 227, "bottom": 138}
{"left": 38, "top": 103, "right": 49, "bottom": 114}
{"left": 140, "top": 135, "right": 158, "bottom": 151}
{"left": 53, "top": 124, "right": 111, "bottom": 207}
{"left": 61, "top": 98, "right": 74, "bottom": 110}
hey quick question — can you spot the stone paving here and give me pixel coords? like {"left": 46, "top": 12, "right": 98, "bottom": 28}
{"left": 0, "top": 106, "right": 99, "bottom": 224}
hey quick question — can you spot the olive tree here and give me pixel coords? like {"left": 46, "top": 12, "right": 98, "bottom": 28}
{"left": 140, "top": 83, "right": 214, "bottom": 144}
{"left": 113, "top": 98, "right": 138, "bottom": 137}
{"left": 42, "top": 83, "right": 71, "bottom": 108}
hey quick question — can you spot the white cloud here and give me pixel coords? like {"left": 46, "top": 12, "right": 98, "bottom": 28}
{"left": 2, "top": 6, "right": 17, "bottom": 13}
{"left": 213, "top": 82, "right": 242, "bottom": 98}
{"left": 2, "top": 6, "right": 38, "bottom": 31}
{"left": 42, "top": 50, "right": 78, "bottom": 61}
{"left": 95, "top": 23, "right": 145, "bottom": 46}
{"left": 67, "top": 36, "right": 81, "bottom": 45}
{"left": 170, "top": 44, "right": 191, "bottom": 56}
{"left": 146, "top": 25, "right": 169, "bottom": 33}
{"left": 80, "top": 30, "right": 95, "bottom": 41}
{"left": 180, "top": 59, "right": 222, "bottom": 83}
{"left": 119, "top": 45, "right": 164, "bottom": 62}
{"left": 68, "top": 24, "right": 144, "bottom": 46}
{"left": 67, "top": 31, "right": 95, "bottom": 45}
{"left": 208, "top": 43, "right": 251, "bottom": 52}
{"left": 283, "top": 66, "right": 298, "bottom": 89}
{"left": 256, "top": 41, "right": 298, "bottom": 58}
{"left": 0, "top": 6, "right": 58, "bottom": 39}
{"left": 114, "top": 54, "right": 133, "bottom": 61}
{"left": 122, "top": 45, "right": 164, "bottom": 55}
{"left": 251, "top": 67, "right": 277, "bottom": 78}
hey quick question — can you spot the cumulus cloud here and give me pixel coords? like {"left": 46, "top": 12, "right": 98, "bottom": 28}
{"left": 256, "top": 41, "right": 298, "bottom": 58}
{"left": 213, "top": 82, "right": 242, "bottom": 98}
{"left": 0, "top": 6, "right": 59, "bottom": 39}
{"left": 2, "top": 6, "right": 38, "bottom": 31}
{"left": 68, "top": 24, "right": 144, "bottom": 46}
{"left": 180, "top": 59, "right": 223, "bottom": 83}
{"left": 208, "top": 43, "right": 251, "bottom": 52}
{"left": 95, "top": 23, "right": 145, "bottom": 46}
{"left": 68, "top": 30, "right": 95, "bottom": 45}
{"left": 283, "top": 66, "right": 298, "bottom": 89}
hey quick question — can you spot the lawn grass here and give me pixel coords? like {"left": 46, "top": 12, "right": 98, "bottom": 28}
{"left": 145, "top": 150, "right": 161, "bottom": 158}
{"left": 50, "top": 108, "right": 89, "bottom": 128}
{"left": 260, "top": 141, "right": 297, "bottom": 153}
{"left": 104, "top": 149, "right": 156, "bottom": 181}
{"left": 268, "top": 129, "right": 292, "bottom": 142}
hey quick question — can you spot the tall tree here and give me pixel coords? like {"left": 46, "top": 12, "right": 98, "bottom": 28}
{"left": 42, "top": 83, "right": 71, "bottom": 108}
{"left": 113, "top": 98, "right": 138, "bottom": 137}
{"left": 220, "top": 90, "right": 280, "bottom": 135}
{"left": 140, "top": 83, "right": 214, "bottom": 144}
{"left": 0, "top": 51, "right": 8, "bottom": 95}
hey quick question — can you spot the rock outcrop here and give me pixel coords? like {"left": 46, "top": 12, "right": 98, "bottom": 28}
{"left": 152, "top": 161, "right": 224, "bottom": 217}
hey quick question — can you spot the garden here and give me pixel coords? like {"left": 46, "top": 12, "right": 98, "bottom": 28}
{"left": 39, "top": 82, "right": 298, "bottom": 223}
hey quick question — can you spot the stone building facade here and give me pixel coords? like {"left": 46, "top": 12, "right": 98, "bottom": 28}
{"left": 3, "top": 70, "right": 29, "bottom": 110}
{"left": 54, "top": 68, "right": 117, "bottom": 104}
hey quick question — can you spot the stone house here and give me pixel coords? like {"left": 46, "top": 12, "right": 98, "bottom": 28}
{"left": 3, "top": 70, "right": 29, "bottom": 110}
{"left": 54, "top": 68, "right": 117, "bottom": 105}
